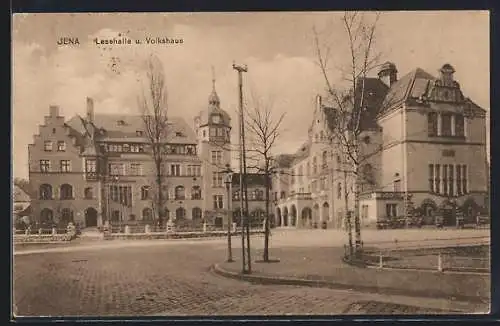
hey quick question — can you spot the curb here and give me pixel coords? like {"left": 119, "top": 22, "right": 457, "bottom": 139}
{"left": 211, "top": 264, "right": 489, "bottom": 305}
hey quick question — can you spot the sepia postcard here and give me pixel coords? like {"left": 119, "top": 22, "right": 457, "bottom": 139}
{"left": 12, "top": 11, "right": 490, "bottom": 318}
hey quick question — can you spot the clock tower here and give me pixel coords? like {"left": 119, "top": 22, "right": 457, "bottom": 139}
{"left": 194, "top": 70, "right": 232, "bottom": 225}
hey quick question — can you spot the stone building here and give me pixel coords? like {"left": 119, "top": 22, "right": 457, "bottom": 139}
{"left": 231, "top": 173, "right": 269, "bottom": 227}
{"left": 273, "top": 62, "right": 489, "bottom": 228}
{"left": 28, "top": 80, "right": 233, "bottom": 228}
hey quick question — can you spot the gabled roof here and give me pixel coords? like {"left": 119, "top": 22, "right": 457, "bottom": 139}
{"left": 379, "top": 68, "right": 436, "bottom": 115}
{"left": 68, "top": 114, "right": 198, "bottom": 144}
{"left": 13, "top": 185, "right": 31, "bottom": 202}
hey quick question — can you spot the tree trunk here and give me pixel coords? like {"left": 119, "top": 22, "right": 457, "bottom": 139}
{"left": 263, "top": 171, "right": 270, "bottom": 262}
{"left": 343, "top": 170, "right": 353, "bottom": 257}
{"left": 353, "top": 166, "right": 362, "bottom": 255}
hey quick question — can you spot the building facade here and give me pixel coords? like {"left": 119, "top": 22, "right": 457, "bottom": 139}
{"left": 28, "top": 81, "right": 234, "bottom": 228}
{"left": 273, "top": 62, "right": 489, "bottom": 229}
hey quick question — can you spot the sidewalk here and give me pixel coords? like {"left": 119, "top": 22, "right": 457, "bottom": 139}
{"left": 215, "top": 246, "right": 490, "bottom": 312}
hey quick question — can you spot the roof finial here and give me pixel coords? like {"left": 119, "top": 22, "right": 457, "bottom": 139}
{"left": 211, "top": 65, "right": 216, "bottom": 91}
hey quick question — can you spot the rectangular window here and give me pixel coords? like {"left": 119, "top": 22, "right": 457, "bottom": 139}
{"left": 57, "top": 141, "right": 66, "bottom": 151}
{"left": 170, "top": 164, "right": 181, "bottom": 176}
{"left": 441, "top": 113, "right": 452, "bottom": 136}
{"left": 455, "top": 114, "right": 465, "bottom": 137}
{"left": 429, "top": 164, "right": 434, "bottom": 192}
{"left": 213, "top": 195, "right": 224, "bottom": 209}
{"left": 44, "top": 141, "right": 53, "bottom": 151}
{"left": 274, "top": 192, "right": 278, "bottom": 201}
{"left": 211, "top": 151, "right": 222, "bottom": 164}
{"left": 187, "top": 165, "right": 192, "bottom": 176}
{"left": 386, "top": 204, "right": 397, "bottom": 217}
{"left": 435, "top": 164, "right": 441, "bottom": 194}
{"left": 427, "top": 112, "right": 437, "bottom": 137}
{"left": 212, "top": 172, "right": 223, "bottom": 187}
{"left": 462, "top": 165, "right": 468, "bottom": 194}
{"left": 449, "top": 165, "right": 454, "bottom": 196}
{"left": 129, "top": 163, "right": 143, "bottom": 176}
{"left": 109, "top": 163, "right": 125, "bottom": 176}
{"left": 216, "top": 128, "right": 224, "bottom": 137}
{"left": 337, "top": 182, "right": 342, "bottom": 199}
{"left": 456, "top": 165, "right": 462, "bottom": 196}
{"left": 86, "top": 159, "right": 97, "bottom": 173}
{"left": 40, "top": 160, "right": 51, "bottom": 172}
{"left": 362, "top": 205, "right": 369, "bottom": 220}
{"left": 442, "top": 164, "right": 448, "bottom": 195}
{"left": 209, "top": 128, "right": 216, "bottom": 137}
{"left": 60, "top": 160, "right": 71, "bottom": 172}
{"left": 394, "top": 179, "right": 401, "bottom": 193}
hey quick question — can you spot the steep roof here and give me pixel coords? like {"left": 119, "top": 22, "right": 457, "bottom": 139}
{"left": 273, "top": 154, "right": 296, "bottom": 168}
{"left": 379, "top": 68, "right": 436, "bottom": 115}
{"left": 68, "top": 114, "right": 198, "bottom": 144}
{"left": 13, "top": 185, "right": 31, "bottom": 202}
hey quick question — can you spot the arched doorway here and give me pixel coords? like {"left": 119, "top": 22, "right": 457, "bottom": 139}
{"left": 40, "top": 208, "right": 53, "bottom": 226}
{"left": 85, "top": 207, "right": 98, "bottom": 227}
{"left": 322, "top": 202, "right": 330, "bottom": 223}
{"left": 283, "top": 207, "right": 289, "bottom": 226}
{"left": 462, "top": 197, "right": 479, "bottom": 223}
{"left": 276, "top": 207, "right": 282, "bottom": 227}
{"left": 290, "top": 205, "right": 297, "bottom": 227}
{"left": 420, "top": 199, "right": 437, "bottom": 225}
{"left": 301, "top": 207, "right": 312, "bottom": 227}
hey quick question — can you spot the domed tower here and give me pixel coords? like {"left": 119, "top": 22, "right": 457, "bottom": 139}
{"left": 194, "top": 70, "right": 232, "bottom": 224}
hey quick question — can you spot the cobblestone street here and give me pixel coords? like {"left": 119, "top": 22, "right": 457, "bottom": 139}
{"left": 13, "top": 240, "right": 464, "bottom": 317}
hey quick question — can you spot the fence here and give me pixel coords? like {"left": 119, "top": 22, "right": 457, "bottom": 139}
{"left": 13, "top": 227, "right": 75, "bottom": 243}
{"left": 105, "top": 222, "right": 266, "bottom": 235}
{"left": 361, "top": 242, "right": 490, "bottom": 274}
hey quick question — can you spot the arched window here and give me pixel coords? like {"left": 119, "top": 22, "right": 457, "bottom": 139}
{"left": 336, "top": 155, "right": 341, "bottom": 165}
{"left": 191, "top": 186, "right": 201, "bottom": 200}
{"left": 60, "top": 184, "right": 73, "bottom": 200}
{"left": 129, "top": 214, "right": 136, "bottom": 221}
{"left": 192, "top": 207, "right": 202, "bottom": 220}
{"left": 298, "top": 165, "right": 303, "bottom": 182}
{"left": 39, "top": 184, "right": 52, "bottom": 200}
{"left": 312, "top": 157, "right": 317, "bottom": 174}
{"left": 61, "top": 208, "right": 73, "bottom": 223}
{"left": 175, "top": 186, "right": 185, "bottom": 200}
{"left": 176, "top": 207, "right": 186, "bottom": 219}
{"left": 141, "top": 186, "right": 150, "bottom": 200}
{"left": 337, "top": 183, "right": 342, "bottom": 199}
{"left": 322, "top": 151, "right": 328, "bottom": 168}
{"left": 84, "top": 187, "right": 94, "bottom": 199}
{"left": 306, "top": 162, "right": 310, "bottom": 177}
{"left": 320, "top": 130, "right": 325, "bottom": 140}
{"left": 40, "top": 208, "right": 53, "bottom": 223}
{"left": 164, "top": 208, "right": 170, "bottom": 220}
{"left": 142, "top": 208, "right": 152, "bottom": 221}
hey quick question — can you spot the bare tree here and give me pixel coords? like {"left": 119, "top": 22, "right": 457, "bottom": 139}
{"left": 314, "top": 11, "right": 382, "bottom": 255}
{"left": 245, "top": 94, "right": 285, "bottom": 262}
{"left": 138, "top": 55, "right": 169, "bottom": 227}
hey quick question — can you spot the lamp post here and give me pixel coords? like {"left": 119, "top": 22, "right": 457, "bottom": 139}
{"left": 223, "top": 164, "right": 234, "bottom": 263}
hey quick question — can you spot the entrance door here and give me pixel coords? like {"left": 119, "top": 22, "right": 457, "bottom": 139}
{"left": 85, "top": 208, "right": 98, "bottom": 227}
{"left": 215, "top": 217, "right": 223, "bottom": 228}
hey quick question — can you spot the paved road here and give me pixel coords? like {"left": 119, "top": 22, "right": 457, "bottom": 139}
{"left": 14, "top": 241, "right": 471, "bottom": 317}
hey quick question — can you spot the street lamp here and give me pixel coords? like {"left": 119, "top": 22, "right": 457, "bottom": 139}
{"left": 222, "top": 164, "right": 234, "bottom": 263}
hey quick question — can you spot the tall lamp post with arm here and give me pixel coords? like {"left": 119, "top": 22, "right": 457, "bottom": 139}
{"left": 223, "top": 164, "right": 234, "bottom": 263}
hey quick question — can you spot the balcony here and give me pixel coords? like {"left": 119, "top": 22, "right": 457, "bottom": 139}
{"left": 292, "top": 192, "right": 312, "bottom": 200}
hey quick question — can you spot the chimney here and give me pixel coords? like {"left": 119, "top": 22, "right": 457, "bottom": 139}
{"left": 378, "top": 61, "right": 398, "bottom": 88}
{"left": 86, "top": 97, "right": 94, "bottom": 123}
{"left": 49, "top": 105, "right": 59, "bottom": 117}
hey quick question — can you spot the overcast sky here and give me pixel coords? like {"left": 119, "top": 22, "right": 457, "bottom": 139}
{"left": 12, "top": 11, "right": 489, "bottom": 179}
